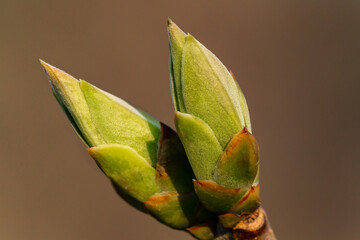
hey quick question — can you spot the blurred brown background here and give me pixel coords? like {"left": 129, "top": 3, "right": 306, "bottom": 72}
{"left": 0, "top": 0, "right": 359, "bottom": 239}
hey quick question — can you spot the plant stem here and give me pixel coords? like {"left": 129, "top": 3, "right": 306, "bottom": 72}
{"left": 214, "top": 208, "right": 276, "bottom": 240}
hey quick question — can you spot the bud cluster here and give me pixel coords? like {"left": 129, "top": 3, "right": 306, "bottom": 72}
{"left": 42, "top": 19, "right": 263, "bottom": 240}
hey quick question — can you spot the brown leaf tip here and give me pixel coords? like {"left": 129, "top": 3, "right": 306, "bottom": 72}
{"left": 86, "top": 147, "right": 96, "bottom": 156}
{"left": 167, "top": 18, "right": 173, "bottom": 27}
{"left": 194, "top": 180, "right": 242, "bottom": 195}
{"left": 240, "top": 127, "right": 249, "bottom": 134}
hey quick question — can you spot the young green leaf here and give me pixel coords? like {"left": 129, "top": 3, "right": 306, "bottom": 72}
{"left": 40, "top": 60, "right": 104, "bottom": 146}
{"left": 145, "top": 191, "right": 200, "bottom": 229}
{"left": 174, "top": 111, "right": 222, "bottom": 180}
{"left": 80, "top": 80, "right": 160, "bottom": 167}
{"left": 181, "top": 35, "right": 244, "bottom": 148}
{"left": 167, "top": 19, "right": 187, "bottom": 112}
{"left": 213, "top": 128, "right": 259, "bottom": 189}
{"left": 88, "top": 144, "right": 160, "bottom": 202}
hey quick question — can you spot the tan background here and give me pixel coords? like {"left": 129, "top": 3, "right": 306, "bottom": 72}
{"left": 1, "top": 0, "right": 359, "bottom": 239}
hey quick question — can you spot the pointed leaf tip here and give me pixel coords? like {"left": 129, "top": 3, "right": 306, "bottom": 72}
{"left": 40, "top": 60, "right": 75, "bottom": 84}
{"left": 167, "top": 19, "right": 185, "bottom": 34}
{"left": 86, "top": 147, "right": 95, "bottom": 155}
{"left": 167, "top": 18, "right": 173, "bottom": 27}
{"left": 40, "top": 62, "right": 104, "bottom": 147}
{"left": 168, "top": 20, "right": 187, "bottom": 112}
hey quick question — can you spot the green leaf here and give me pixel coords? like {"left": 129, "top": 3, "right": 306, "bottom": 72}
{"left": 213, "top": 128, "right": 259, "bottom": 189}
{"left": 52, "top": 90, "right": 89, "bottom": 146}
{"left": 144, "top": 191, "right": 200, "bottom": 229}
{"left": 174, "top": 111, "right": 222, "bottom": 180}
{"left": 230, "top": 71, "right": 252, "bottom": 133}
{"left": 181, "top": 35, "right": 244, "bottom": 147}
{"left": 80, "top": 80, "right": 160, "bottom": 167}
{"left": 167, "top": 19, "right": 187, "bottom": 112}
{"left": 40, "top": 60, "right": 104, "bottom": 147}
{"left": 168, "top": 48, "right": 178, "bottom": 111}
{"left": 88, "top": 144, "right": 160, "bottom": 202}
{"left": 193, "top": 180, "right": 247, "bottom": 214}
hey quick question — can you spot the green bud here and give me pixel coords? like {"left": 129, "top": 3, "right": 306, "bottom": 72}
{"left": 41, "top": 61, "right": 215, "bottom": 232}
{"left": 168, "top": 20, "right": 252, "bottom": 147}
{"left": 168, "top": 21, "right": 260, "bottom": 221}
